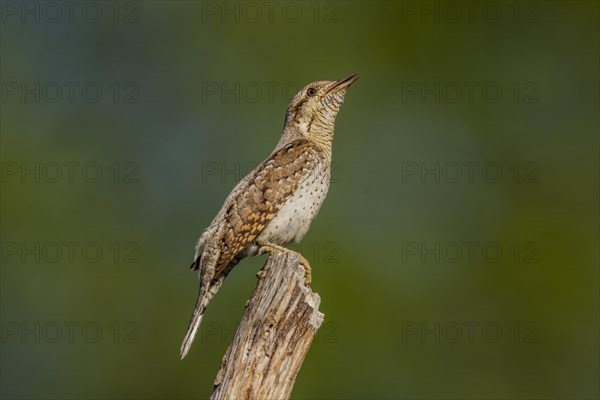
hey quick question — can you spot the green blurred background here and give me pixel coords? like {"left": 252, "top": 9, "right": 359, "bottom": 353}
{"left": 1, "top": 1, "right": 598, "bottom": 399}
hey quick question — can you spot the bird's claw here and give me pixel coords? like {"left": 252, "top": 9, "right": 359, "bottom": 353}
{"left": 258, "top": 245, "right": 270, "bottom": 257}
{"left": 257, "top": 243, "right": 312, "bottom": 286}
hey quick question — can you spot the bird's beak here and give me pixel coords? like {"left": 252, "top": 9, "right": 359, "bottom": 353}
{"left": 326, "top": 73, "right": 360, "bottom": 93}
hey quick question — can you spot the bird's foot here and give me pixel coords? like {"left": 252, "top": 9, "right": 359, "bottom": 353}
{"left": 258, "top": 242, "right": 312, "bottom": 286}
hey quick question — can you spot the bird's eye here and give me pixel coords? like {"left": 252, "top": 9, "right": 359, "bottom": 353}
{"left": 307, "top": 87, "right": 317, "bottom": 96}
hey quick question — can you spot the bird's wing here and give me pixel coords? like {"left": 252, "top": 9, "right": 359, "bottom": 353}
{"left": 212, "top": 139, "right": 322, "bottom": 276}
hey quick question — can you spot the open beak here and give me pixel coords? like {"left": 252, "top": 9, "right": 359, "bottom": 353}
{"left": 326, "top": 73, "right": 360, "bottom": 93}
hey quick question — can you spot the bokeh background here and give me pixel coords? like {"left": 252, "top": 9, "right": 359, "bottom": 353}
{"left": 1, "top": 1, "right": 598, "bottom": 399}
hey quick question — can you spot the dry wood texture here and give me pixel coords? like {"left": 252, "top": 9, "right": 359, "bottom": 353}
{"left": 211, "top": 251, "right": 324, "bottom": 400}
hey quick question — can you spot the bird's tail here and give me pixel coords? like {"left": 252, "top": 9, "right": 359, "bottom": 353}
{"left": 180, "top": 256, "right": 240, "bottom": 359}
{"left": 180, "top": 296, "right": 206, "bottom": 359}
{"left": 180, "top": 273, "right": 229, "bottom": 359}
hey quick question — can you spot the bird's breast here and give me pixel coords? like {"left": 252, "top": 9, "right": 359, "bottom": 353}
{"left": 257, "top": 164, "right": 330, "bottom": 245}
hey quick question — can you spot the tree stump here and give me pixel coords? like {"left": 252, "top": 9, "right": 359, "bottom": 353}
{"left": 211, "top": 251, "right": 324, "bottom": 400}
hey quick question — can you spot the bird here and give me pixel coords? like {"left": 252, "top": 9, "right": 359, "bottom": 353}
{"left": 180, "top": 73, "right": 359, "bottom": 359}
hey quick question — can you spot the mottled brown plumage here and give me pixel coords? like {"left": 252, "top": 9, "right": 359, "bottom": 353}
{"left": 181, "top": 74, "right": 358, "bottom": 359}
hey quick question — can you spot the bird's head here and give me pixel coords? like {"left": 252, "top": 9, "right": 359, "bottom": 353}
{"left": 282, "top": 74, "right": 359, "bottom": 145}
